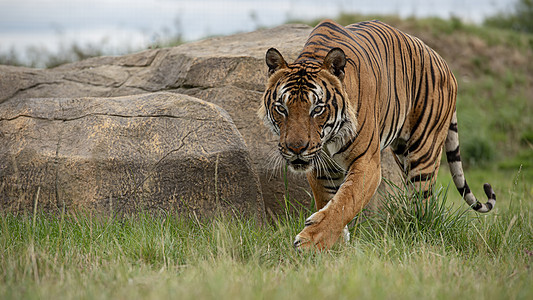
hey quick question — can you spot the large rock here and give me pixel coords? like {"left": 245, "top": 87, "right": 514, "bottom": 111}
{"left": 0, "top": 24, "right": 403, "bottom": 216}
{"left": 0, "top": 92, "right": 264, "bottom": 219}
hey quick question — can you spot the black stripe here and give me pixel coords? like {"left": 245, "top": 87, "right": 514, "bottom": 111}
{"left": 446, "top": 145, "right": 461, "bottom": 163}
{"left": 421, "top": 189, "right": 433, "bottom": 199}
{"left": 408, "top": 148, "right": 434, "bottom": 171}
{"left": 449, "top": 122, "right": 458, "bottom": 132}
{"left": 319, "top": 167, "right": 344, "bottom": 174}
{"left": 335, "top": 132, "right": 357, "bottom": 155}
{"left": 408, "top": 79, "right": 431, "bottom": 153}
{"left": 409, "top": 172, "right": 434, "bottom": 183}
{"left": 392, "top": 138, "right": 407, "bottom": 156}
{"left": 346, "top": 130, "right": 376, "bottom": 169}
{"left": 457, "top": 182, "right": 471, "bottom": 197}
{"left": 323, "top": 185, "right": 339, "bottom": 193}
{"left": 317, "top": 175, "right": 341, "bottom": 181}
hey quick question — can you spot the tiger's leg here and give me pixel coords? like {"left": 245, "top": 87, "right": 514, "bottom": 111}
{"left": 307, "top": 167, "right": 350, "bottom": 242}
{"left": 406, "top": 147, "right": 443, "bottom": 200}
{"left": 399, "top": 111, "right": 451, "bottom": 201}
{"left": 306, "top": 167, "right": 345, "bottom": 210}
{"left": 295, "top": 149, "right": 381, "bottom": 250}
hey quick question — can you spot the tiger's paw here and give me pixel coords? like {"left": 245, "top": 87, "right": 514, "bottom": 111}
{"left": 293, "top": 210, "right": 344, "bottom": 251}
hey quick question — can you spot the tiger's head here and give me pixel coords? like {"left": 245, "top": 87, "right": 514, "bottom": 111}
{"left": 258, "top": 47, "right": 357, "bottom": 173}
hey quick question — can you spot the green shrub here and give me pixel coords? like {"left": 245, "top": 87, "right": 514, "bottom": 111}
{"left": 520, "top": 130, "right": 533, "bottom": 145}
{"left": 461, "top": 135, "right": 496, "bottom": 168}
{"left": 499, "top": 150, "right": 533, "bottom": 170}
{"left": 484, "top": 0, "right": 533, "bottom": 33}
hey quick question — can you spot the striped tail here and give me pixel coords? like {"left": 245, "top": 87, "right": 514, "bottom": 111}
{"left": 444, "top": 111, "right": 496, "bottom": 213}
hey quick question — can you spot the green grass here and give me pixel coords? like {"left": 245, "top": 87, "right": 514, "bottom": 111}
{"left": 2, "top": 173, "right": 532, "bottom": 299}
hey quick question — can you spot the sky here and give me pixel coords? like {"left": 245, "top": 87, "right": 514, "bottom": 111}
{"left": 0, "top": 0, "right": 515, "bottom": 63}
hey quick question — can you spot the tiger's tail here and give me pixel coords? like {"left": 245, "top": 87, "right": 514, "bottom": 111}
{"left": 444, "top": 110, "right": 496, "bottom": 213}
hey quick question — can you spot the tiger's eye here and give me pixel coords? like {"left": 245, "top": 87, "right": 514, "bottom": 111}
{"left": 312, "top": 106, "right": 325, "bottom": 116}
{"left": 275, "top": 103, "right": 287, "bottom": 115}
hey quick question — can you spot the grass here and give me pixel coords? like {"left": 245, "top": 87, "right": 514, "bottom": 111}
{"left": 2, "top": 171, "right": 532, "bottom": 299}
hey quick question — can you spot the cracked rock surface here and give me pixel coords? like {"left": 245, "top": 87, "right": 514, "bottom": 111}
{"left": 0, "top": 23, "right": 401, "bottom": 216}
{"left": 0, "top": 92, "right": 264, "bottom": 219}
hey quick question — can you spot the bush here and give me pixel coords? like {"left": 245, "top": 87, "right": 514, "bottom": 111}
{"left": 484, "top": 0, "right": 533, "bottom": 33}
{"left": 461, "top": 135, "right": 496, "bottom": 168}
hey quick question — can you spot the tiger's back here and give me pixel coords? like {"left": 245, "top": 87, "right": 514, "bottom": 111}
{"left": 299, "top": 20, "right": 456, "bottom": 172}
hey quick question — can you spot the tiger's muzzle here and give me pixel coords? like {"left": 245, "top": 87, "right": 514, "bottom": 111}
{"left": 280, "top": 142, "right": 320, "bottom": 173}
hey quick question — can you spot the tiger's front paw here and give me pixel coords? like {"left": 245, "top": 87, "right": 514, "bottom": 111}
{"left": 293, "top": 210, "right": 344, "bottom": 251}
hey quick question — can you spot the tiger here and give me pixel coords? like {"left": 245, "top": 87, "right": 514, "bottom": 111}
{"left": 258, "top": 19, "right": 496, "bottom": 250}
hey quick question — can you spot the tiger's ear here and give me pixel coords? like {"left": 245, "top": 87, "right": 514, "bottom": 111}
{"left": 266, "top": 48, "right": 287, "bottom": 77}
{"left": 323, "top": 48, "right": 346, "bottom": 81}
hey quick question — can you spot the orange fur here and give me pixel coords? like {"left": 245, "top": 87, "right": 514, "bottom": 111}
{"left": 259, "top": 19, "right": 496, "bottom": 250}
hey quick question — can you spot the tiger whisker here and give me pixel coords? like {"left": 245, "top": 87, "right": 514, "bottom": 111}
{"left": 264, "top": 148, "right": 285, "bottom": 181}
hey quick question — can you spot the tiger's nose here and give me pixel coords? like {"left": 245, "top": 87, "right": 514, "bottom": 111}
{"left": 286, "top": 141, "right": 309, "bottom": 155}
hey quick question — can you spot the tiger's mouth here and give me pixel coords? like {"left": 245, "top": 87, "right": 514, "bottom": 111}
{"left": 280, "top": 147, "right": 320, "bottom": 173}
{"left": 285, "top": 156, "right": 315, "bottom": 173}
{"left": 285, "top": 152, "right": 317, "bottom": 173}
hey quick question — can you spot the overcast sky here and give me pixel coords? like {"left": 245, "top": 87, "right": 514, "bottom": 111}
{"left": 0, "top": 0, "right": 515, "bottom": 58}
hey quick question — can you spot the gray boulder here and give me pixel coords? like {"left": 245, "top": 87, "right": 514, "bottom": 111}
{"left": 0, "top": 92, "right": 264, "bottom": 219}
